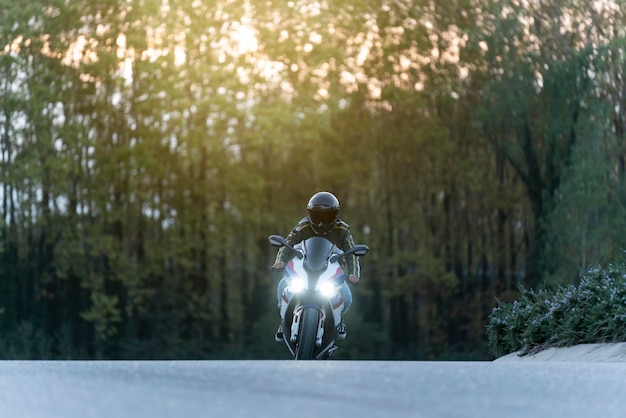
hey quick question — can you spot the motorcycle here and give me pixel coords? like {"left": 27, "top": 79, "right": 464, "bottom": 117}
{"left": 269, "top": 234, "right": 369, "bottom": 360}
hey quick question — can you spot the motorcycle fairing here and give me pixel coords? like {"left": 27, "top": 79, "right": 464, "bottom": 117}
{"left": 278, "top": 237, "right": 347, "bottom": 358}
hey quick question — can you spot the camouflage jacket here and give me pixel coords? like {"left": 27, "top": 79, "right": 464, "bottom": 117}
{"left": 275, "top": 217, "right": 360, "bottom": 277}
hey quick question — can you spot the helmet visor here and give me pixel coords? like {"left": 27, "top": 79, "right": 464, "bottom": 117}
{"left": 308, "top": 209, "right": 338, "bottom": 231}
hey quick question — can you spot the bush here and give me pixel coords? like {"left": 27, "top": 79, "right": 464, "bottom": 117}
{"left": 486, "top": 262, "right": 626, "bottom": 358}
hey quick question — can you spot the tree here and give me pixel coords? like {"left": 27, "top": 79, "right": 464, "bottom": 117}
{"left": 470, "top": 0, "right": 623, "bottom": 288}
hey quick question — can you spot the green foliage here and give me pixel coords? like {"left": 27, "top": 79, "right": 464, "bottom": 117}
{"left": 544, "top": 127, "right": 626, "bottom": 285}
{"left": 543, "top": 40, "right": 626, "bottom": 286}
{"left": 80, "top": 293, "right": 123, "bottom": 340}
{"left": 487, "top": 262, "right": 626, "bottom": 358}
{"left": 1, "top": 0, "right": 626, "bottom": 360}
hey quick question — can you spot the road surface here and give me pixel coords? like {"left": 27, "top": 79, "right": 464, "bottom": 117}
{"left": 0, "top": 360, "right": 624, "bottom": 418}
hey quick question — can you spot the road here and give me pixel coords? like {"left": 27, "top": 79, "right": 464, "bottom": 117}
{"left": 0, "top": 360, "right": 624, "bottom": 418}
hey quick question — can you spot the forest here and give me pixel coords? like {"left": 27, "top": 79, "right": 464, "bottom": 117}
{"left": 1, "top": 0, "right": 626, "bottom": 360}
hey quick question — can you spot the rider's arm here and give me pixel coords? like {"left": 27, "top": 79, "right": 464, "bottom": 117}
{"left": 336, "top": 221, "right": 360, "bottom": 277}
{"left": 275, "top": 218, "right": 309, "bottom": 264}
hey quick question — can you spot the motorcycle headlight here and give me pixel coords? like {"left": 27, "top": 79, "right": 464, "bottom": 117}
{"left": 319, "top": 281, "right": 339, "bottom": 298}
{"left": 288, "top": 277, "right": 306, "bottom": 293}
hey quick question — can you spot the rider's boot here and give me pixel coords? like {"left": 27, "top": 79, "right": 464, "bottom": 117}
{"left": 275, "top": 324, "right": 284, "bottom": 342}
{"left": 336, "top": 320, "right": 347, "bottom": 340}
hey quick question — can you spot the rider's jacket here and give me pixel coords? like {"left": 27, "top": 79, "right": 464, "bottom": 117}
{"left": 275, "top": 217, "right": 360, "bottom": 277}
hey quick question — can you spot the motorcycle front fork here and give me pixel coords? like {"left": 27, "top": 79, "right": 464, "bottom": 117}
{"left": 290, "top": 306, "right": 325, "bottom": 346}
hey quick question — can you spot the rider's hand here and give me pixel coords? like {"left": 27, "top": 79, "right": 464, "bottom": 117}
{"left": 271, "top": 261, "right": 286, "bottom": 272}
{"left": 348, "top": 274, "right": 360, "bottom": 285}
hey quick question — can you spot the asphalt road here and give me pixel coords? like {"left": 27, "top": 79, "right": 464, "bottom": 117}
{"left": 0, "top": 360, "right": 624, "bottom": 418}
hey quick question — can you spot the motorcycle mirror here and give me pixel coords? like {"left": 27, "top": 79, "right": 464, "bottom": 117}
{"left": 268, "top": 235, "right": 287, "bottom": 247}
{"left": 351, "top": 245, "right": 369, "bottom": 256}
{"left": 329, "top": 244, "right": 369, "bottom": 263}
{"left": 268, "top": 234, "right": 304, "bottom": 259}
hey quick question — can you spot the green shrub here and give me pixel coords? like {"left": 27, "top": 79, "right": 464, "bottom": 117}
{"left": 487, "top": 262, "right": 626, "bottom": 358}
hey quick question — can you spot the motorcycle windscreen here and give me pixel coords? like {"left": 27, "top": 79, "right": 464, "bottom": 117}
{"left": 303, "top": 237, "right": 335, "bottom": 271}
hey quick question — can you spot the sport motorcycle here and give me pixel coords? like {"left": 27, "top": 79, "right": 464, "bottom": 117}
{"left": 269, "top": 234, "right": 369, "bottom": 360}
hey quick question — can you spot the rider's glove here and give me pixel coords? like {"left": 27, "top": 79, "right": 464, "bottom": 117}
{"left": 348, "top": 274, "right": 360, "bottom": 285}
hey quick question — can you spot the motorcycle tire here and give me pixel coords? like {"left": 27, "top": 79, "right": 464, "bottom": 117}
{"left": 295, "top": 307, "right": 319, "bottom": 360}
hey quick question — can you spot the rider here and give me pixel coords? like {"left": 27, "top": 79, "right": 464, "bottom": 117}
{"left": 271, "top": 191, "right": 361, "bottom": 341}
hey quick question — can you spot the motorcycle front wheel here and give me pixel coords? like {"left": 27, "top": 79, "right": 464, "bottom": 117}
{"left": 295, "top": 307, "right": 319, "bottom": 360}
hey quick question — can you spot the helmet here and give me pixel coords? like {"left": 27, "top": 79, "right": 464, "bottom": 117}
{"left": 307, "top": 192, "right": 340, "bottom": 234}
